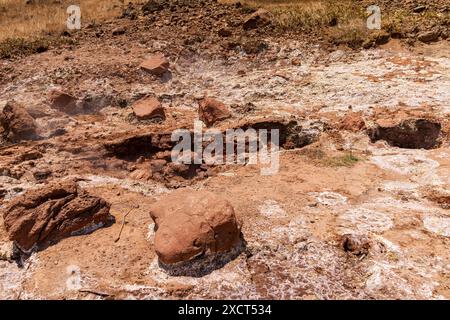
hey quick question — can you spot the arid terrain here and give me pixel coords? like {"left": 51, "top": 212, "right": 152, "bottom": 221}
{"left": 0, "top": 0, "right": 449, "bottom": 300}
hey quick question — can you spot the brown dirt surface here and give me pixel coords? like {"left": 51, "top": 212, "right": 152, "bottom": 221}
{"left": 0, "top": 0, "right": 449, "bottom": 300}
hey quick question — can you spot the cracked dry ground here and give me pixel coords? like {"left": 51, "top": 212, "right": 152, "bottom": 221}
{"left": 0, "top": 25, "right": 449, "bottom": 298}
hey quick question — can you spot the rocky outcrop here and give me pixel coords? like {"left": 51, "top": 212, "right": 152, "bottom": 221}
{"left": 0, "top": 101, "right": 38, "bottom": 142}
{"left": 149, "top": 189, "right": 242, "bottom": 265}
{"left": 2, "top": 181, "right": 112, "bottom": 251}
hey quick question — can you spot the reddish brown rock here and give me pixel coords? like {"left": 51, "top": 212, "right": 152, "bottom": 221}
{"left": 341, "top": 234, "right": 371, "bottom": 257}
{"left": 198, "top": 98, "right": 231, "bottom": 127}
{"left": 242, "top": 39, "right": 269, "bottom": 54}
{"left": 291, "top": 58, "right": 302, "bottom": 66}
{"left": 417, "top": 30, "right": 439, "bottom": 43}
{"left": 243, "top": 9, "right": 271, "bottom": 30}
{"left": 132, "top": 96, "right": 165, "bottom": 120}
{"left": 48, "top": 89, "right": 79, "bottom": 114}
{"left": 140, "top": 54, "right": 170, "bottom": 76}
{"left": 0, "top": 100, "right": 38, "bottom": 142}
{"left": 218, "top": 27, "right": 232, "bottom": 37}
{"left": 2, "top": 181, "right": 111, "bottom": 251}
{"left": 149, "top": 189, "right": 242, "bottom": 265}
{"left": 339, "top": 112, "right": 366, "bottom": 132}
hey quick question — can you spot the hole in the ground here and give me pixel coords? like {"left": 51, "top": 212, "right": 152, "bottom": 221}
{"left": 236, "top": 118, "right": 323, "bottom": 150}
{"left": 101, "top": 119, "right": 323, "bottom": 186}
{"left": 103, "top": 133, "right": 174, "bottom": 161}
{"left": 369, "top": 119, "right": 442, "bottom": 150}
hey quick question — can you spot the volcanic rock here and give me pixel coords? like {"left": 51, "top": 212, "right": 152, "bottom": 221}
{"left": 48, "top": 89, "right": 79, "bottom": 114}
{"left": 132, "top": 96, "right": 165, "bottom": 120}
{"left": 417, "top": 30, "right": 439, "bottom": 43}
{"left": 341, "top": 234, "right": 371, "bottom": 256}
{"left": 140, "top": 54, "right": 170, "bottom": 76}
{"left": 112, "top": 26, "right": 126, "bottom": 36}
{"left": 2, "top": 181, "right": 111, "bottom": 251}
{"left": 149, "top": 189, "right": 242, "bottom": 265}
{"left": 218, "top": 27, "right": 232, "bottom": 37}
{"left": 198, "top": 98, "right": 231, "bottom": 127}
{"left": 142, "top": 0, "right": 164, "bottom": 15}
{"left": 243, "top": 39, "right": 269, "bottom": 54}
{"left": 0, "top": 100, "right": 38, "bottom": 142}
{"left": 243, "top": 9, "right": 271, "bottom": 30}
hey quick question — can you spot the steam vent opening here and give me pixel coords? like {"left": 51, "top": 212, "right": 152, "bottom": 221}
{"left": 369, "top": 119, "right": 442, "bottom": 150}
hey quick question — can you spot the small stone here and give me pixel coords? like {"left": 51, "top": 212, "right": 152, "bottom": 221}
{"left": 132, "top": 96, "right": 165, "bottom": 120}
{"left": 242, "top": 40, "right": 268, "bottom": 54}
{"left": 243, "top": 9, "right": 271, "bottom": 30}
{"left": 291, "top": 58, "right": 302, "bottom": 66}
{"left": 0, "top": 242, "right": 14, "bottom": 261}
{"left": 340, "top": 234, "right": 371, "bottom": 256}
{"left": 198, "top": 98, "right": 232, "bottom": 127}
{"left": 218, "top": 27, "right": 232, "bottom": 37}
{"left": 140, "top": 54, "right": 170, "bottom": 76}
{"left": 129, "top": 168, "right": 152, "bottom": 181}
{"left": 142, "top": 0, "right": 163, "bottom": 15}
{"left": 417, "top": 30, "right": 439, "bottom": 43}
{"left": 112, "top": 26, "right": 126, "bottom": 35}
{"left": 413, "top": 5, "right": 426, "bottom": 13}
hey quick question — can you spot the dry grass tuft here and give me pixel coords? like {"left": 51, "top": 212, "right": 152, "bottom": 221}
{"left": 300, "top": 146, "right": 362, "bottom": 167}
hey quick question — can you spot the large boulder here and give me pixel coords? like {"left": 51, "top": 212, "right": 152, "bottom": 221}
{"left": 2, "top": 181, "right": 111, "bottom": 251}
{"left": 0, "top": 100, "right": 38, "bottom": 142}
{"left": 198, "top": 98, "right": 231, "bottom": 127}
{"left": 149, "top": 189, "right": 242, "bottom": 265}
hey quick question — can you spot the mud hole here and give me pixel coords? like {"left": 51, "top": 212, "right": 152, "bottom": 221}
{"left": 369, "top": 119, "right": 443, "bottom": 150}
{"left": 100, "top": 118, "right": 323, "bottom": 186}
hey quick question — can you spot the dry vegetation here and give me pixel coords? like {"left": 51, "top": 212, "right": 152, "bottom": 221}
{"left": 0, "top": 0, "right": 448, "bottom": 58}
{"left": 0, "top": 0, "right": 137, "bottom": 40}
{"left": 0, "top": 0, "right": 141, "bottom": 58}
{"left": 223, "top": 0, "right": 448, "bottom": 47}
{"left": 223, "top": 0, "right": 364, "bottom": 30}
